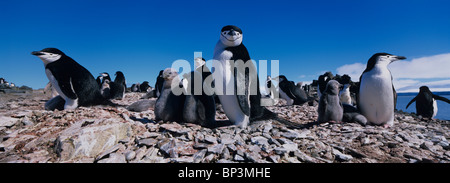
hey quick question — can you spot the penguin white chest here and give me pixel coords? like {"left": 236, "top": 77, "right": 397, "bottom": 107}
{"left": 339, "top": 84, "right": 352, "bottom": 105}
{"left": 213, "top": 48, "right": 249, "bottom": 127}
{"left": 432, "top": 99, "right": 438, "bottom": 118}
{"left": 45, "top": 69, "right": 78, "bottom": 109}
{"left": 359, "top": 67, "right": 395, "bottom": 125}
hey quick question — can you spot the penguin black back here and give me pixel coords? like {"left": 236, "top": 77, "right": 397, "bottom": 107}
{"left": 34, "top": 48, "right": 104, "bottom": 107}
{"left": 407, "top": 86, "right": 450, "bottom": 118}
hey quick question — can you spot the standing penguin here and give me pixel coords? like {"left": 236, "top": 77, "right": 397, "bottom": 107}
{"left": 358, "top": 53, "right": 406, "bottom": 127}
{"left": 213, "top": 25, "right": 277, "bottom": 128}
{"left": 154, "top": 70, "right": 165, "bottom": 97}
{"left": 317, "top": 72, "right": 333, "bottom": 98}
{"left": 182, "top": 57, "right": 216, "bottom": 127}
{"left": 31, "top": 48, "right": 104, "bottom": 110}
{"left": 109, "top": 71, "right": 126, "bottom": 100}
{"left": 100, "top": 79, "right": 111, "bottom": 99}
{"left": 338, "top": 74, "right": 353, "bottom": 105}
{"left": 317, "top": 80, "right": 344, "bottom": 123}
{"left": 154, "top": 68, "right": 186, "bottom": 122}
{"left": 406, "top": 86, "right": 450, "bottom": 119}
{"left": 265, "top": 76, "right": 279, "bottom": 104}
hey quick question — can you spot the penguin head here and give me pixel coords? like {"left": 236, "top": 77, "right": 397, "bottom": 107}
{"left": 158, "top": 70, "right": 164, "bottom": 78}
{"left": 100, "top": 72, "right": 110, "bottom": 78}
{"left": 340, "top": 74, "right": 352, "bottom": 85}
{"left": 220, "top": 25, "right": 243, "bottom": 47}
{"left": 31, "top": 48, "right": 65, "bottom": 65}
{"left": 194, "top": 57, "right": 206, "bottom": 70}
{"left": 324, "top": 80, "right": 342, "bottom": 95}
{"left": 419, "top": 86, "right": 431, "bottom": 93}
{"left": 367, "top": 53, "right": 406, "bottom": 68}
{"left": 162, "top": 68, "right": 178, "bottom": 81}
{"left": 273, "top": 75, "right": 287, "bottom": 82}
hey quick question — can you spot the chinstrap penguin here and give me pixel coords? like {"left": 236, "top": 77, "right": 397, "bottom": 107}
{"left": 154, "top": 68, "right": 186, "bottom": 122}
{"left": 110, "top": 71, "right": 126, "bottom": 100}
{"left": 358, "top": 53, "right": 406, "bottom": 127}
{"left": 154, "top": 70, "right": 165, "bottom": 97}
{"left": 317, "top": 80, "right": 344, "bottom": 123}
{"left": 32, "top": 48, "right": 105, "bottom": 110}
{"left": 213, "top": 25, "right": 296, "bottom": 128}
{"left": 273, "top": 75, "right": 313, "bottom": 106}
{"left": 182, "top": 57, "right": 216, "bottom": 127}
{"left": 406, "top": 86, "right": 450, "bottom": 119}
{"left": 338, "top": 74, "right": 354, "bottom": 105}
{"left": 317, "top": 72, "right": 333, "bottom": 98}
{"left": 265, "top": 75, "right": 279, "bottom": 104}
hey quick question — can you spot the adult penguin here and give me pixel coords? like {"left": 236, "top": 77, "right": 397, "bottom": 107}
{"left": 406, "top": 86, "right": 450, "bottom": 119}
{"left": 213, "top": 25, "right": 295, "bottom": 128}
{"left": 358, "top": 53, "right": 406, "bottom": 127}
{"left": 273, "top": 75, "right": 312, "bottom": 105}
{"left": 31, "top": 48, "right": 105, "bottom": 110}
{"left": 109, "top": 71, "right": 126, "bottom": 100}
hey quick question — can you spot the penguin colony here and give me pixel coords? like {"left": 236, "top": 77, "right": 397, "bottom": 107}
{"left": 31, "top": 25, "right": 448, "bottom": 129}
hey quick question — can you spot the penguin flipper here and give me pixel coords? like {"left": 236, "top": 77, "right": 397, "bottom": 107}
{"left": 393, "top": 84, "right": 397, "bottom": 109}
{"left": 58, "top": 78, "right": 78, "bottom": 100}
{"left": 406, "top": 96, "right": 417, "bottom": 109}
{"left": 234, "top": 67, "right": 250, "bottom": 116}
{"left": 433, "top": 94, "right": 450, "bottom": 104}
{"left": 317, "top": 96, "right": 327, "bottom": 123}
{"left": 47, "top": 67, "right": 78, "bottom": 100}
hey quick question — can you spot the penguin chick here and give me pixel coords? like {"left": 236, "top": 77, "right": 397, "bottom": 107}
{"left": 317, "top": 80, "right": 343, "bottom": 123}
{"left": 154, "top": 68, "right": 186, "bottom": 122}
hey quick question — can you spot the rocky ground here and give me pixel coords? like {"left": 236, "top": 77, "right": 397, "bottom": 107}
{"left": 0, "top": 90, "right": 449, "bottom": 163}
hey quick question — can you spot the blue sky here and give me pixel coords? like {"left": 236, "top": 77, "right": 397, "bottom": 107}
{"left": 1, "top": 0, "right": 450, "bottom": 92}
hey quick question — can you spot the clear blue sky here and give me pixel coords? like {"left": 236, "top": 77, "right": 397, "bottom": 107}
{"left": 1, "top": 0, "right": 450, "bottom": 90}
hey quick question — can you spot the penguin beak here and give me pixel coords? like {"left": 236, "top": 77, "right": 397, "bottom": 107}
{"left": 228, "top": 30, "right": 237, "bottom": 36}
{"left": 395, "top": 56, "right": 406, "bottom": 61}
{"left": 31, "top": 51, "right": 44, "bottom": 56}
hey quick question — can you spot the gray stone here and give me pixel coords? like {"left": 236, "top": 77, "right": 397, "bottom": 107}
{"left": 0, "top": 116, "right": 18, "bottom": 128}
{"left": 251, "top": 136, "right": 269, "bottom": 147}
{"left": 56, "top": 119, "right": 132, "bottom": 161}
{"left": 171, "top": 156, "right": 194, "bottom": 163}
{"left": 269, "top": 155, "right": 280, "bottom": 163}
{"left": 97, "top": 153, "right": 126, "bottom": 163}
{"left": 293, "top": 150, "right": 317, "bottom": 163}
{"left": 95, "top": 144, "right": 122, "bottom": 161}
{"left": 281, "top": 130, "right": 300, "bottom": 139}
{"left": 125, "top": 151, "right": 136, "bottom": 161}
{"left": 219, "top": 134, "right": 235, "bottom": 144}
{"left": 193, "top": 149, "right": 207, "bottom": 163}
{"left": 234, "top": 154, "right": 245, "bottom": 161}
{"left": 138, "top": 138, "right": 158, "bottom": 147}
{"left": 208, "top": 143, "right": 225, "bottom": 154}
{"left": 333, "top": 149, "right": 353, "bottom": 162}
{"left": 21, "top": 116, "right": 34, "bottom": 126}
{"left": 204, "top": 135, "right": 217, "bottom": 144}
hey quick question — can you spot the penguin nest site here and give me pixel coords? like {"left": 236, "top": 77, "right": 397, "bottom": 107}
{"left": 0, "top": 90, "right": 449, "bottom": 163}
